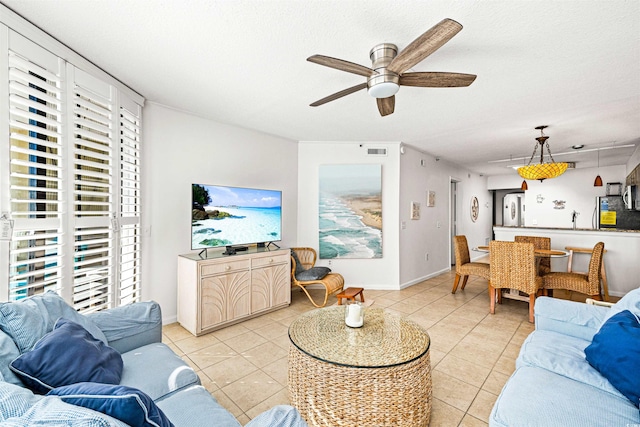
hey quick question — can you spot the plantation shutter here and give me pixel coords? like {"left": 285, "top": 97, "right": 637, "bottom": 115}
{"left": 118, "top": 97, "right": 142, "bottom": 305}
{"left": 70, "top": 68, "right": 115, "bottom": 312}
{"left": 2, "top": 21, "right": 144, "bottom": 310}
{"left": 7, "top": 33, "right": 65, "bottom": 300}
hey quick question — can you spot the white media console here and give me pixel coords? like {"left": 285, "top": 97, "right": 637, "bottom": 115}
{"left": 177, "top": 247, "right": 291, "bottom": 336}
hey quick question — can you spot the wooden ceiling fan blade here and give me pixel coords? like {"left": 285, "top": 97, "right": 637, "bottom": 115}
{"left": 387, "top": 18, "right": 463, "bottom": 75}
{"left": 310, "top": 83, "right": 368, "bottom": 107}
{"left": 377, "top": 96, "right": 395, "bottom": 116}
{"left": 400, "top": 72, "right": 476, "bottom": 87}
{"left": 307, "top": 55, "right": 374, "bottom": 77}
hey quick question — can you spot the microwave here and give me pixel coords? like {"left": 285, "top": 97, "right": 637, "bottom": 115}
{"left": 623, "top": 185, "right": 639, "bottom": 210}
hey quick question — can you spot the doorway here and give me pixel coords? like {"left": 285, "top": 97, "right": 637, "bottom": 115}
{"left": 450, "top": 179, "right": 460, "bottom": 265}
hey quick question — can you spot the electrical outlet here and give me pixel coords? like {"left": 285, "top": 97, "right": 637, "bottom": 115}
{"left": 328, "top": 260, "right": 332, "bottom": 266}
{"left": 532, "top": 219, "right": 538, "bottom": 225}
{"left": 436, "top": 221, "right": 441, "bottom": 228}
{"left": 401, "top": 221, "right": 407, "bottom": 229}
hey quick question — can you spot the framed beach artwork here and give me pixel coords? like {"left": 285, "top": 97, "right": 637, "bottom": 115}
{"left": 318, "top": 164, "right": 382, "bottom": 259}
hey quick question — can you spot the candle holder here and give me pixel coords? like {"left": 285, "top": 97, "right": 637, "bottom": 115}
{"left": 344, "top": 301, "right": 364, "bottom": 328}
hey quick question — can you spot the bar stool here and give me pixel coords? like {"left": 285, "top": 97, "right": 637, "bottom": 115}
{"left": 565, "top": 246, "right": 609, "bottom": 301}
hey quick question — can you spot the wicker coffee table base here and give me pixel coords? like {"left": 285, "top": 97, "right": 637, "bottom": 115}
{"left": 288, "top": 346, "right": 432, "bottom": 427}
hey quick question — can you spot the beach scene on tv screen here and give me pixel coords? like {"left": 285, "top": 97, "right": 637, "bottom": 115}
{"left": 192, "top": 184, "right": 282, "bottom": 249}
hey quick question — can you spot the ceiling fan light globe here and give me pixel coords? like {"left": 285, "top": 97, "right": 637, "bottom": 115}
{"left": 368, "top": 82, "right": 400, "bottom": 98}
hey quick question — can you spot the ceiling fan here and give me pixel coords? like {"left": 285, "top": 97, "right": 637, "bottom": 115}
{"left": 307, "top": 18, "right": 476, "bottom": 117}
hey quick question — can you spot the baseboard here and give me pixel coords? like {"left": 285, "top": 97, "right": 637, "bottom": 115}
{"left": 162, "top": 314, "right": 178, "bottom": 325}
{"left": 400, "top": 267, "right": 451, "bottom": 289}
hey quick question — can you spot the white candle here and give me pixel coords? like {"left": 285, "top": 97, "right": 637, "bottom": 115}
{"left": 348, "top": 304, "right": 361, "bottom": 322}
{"left": 345, "top": 303, "right": 363, "bottom": 327}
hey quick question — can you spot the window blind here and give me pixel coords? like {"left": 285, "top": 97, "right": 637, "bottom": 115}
{"left": 2, "top": 27, "right": 143, "bottom": 310}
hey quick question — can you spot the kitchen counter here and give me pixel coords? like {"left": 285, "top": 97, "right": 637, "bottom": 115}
{"left": 494, "top": 226, "right": 640, "bottom": 297}
{"left": 496, "top": 225, "right": 640, "bottom": 233}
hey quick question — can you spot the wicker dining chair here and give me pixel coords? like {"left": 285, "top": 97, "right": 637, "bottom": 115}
{"left": 489, "top": 241, "right": 543, "bottom": 323}
{"left": 452, "top": 235, "right": 491, "bottom": 293}
{"left": 542, "top": 242, "right": 605, "bottom": 300}
{"left": 515, "top": 235, "right": 551, "bottom": 275}
{"left": 290, "top": 247, "right": 344, "bottom": 308}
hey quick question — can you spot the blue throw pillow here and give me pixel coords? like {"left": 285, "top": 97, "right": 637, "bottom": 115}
{"left": 10, "top": 318, "right": 123, "bottom": 395}
{"left": 48, "top": 383, "right": 174, "bottom": 427}
{"left": 585, "top": 310, "right": 640, "bottom": 407}
{"left": 0, "top": 329, "right": 22, "bottom": 386}
{"left": 0, "top": 290, "right": 107, "bottom": 353}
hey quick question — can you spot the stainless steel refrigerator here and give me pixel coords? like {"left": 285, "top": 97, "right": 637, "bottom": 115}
{"left": 503, "top": 194, "right": 524, "bottom": 226}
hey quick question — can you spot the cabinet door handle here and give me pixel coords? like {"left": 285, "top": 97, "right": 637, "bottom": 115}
{"left": 225, "top": 265, "right": 230, "bottom": 270}
{"left": 269, "top": 258, "right": 273, "bottom": 263}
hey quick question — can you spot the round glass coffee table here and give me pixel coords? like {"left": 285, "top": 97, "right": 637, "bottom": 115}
{"left": 288, "top": 306, "right": 432, "bottom": 427}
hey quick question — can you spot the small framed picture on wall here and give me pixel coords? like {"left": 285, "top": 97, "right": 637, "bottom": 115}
{"left": 427, "top": 190, "right": 436, "bottom": 207}
{"left": 411, "top": 201, "right": 420, "bottom": 220}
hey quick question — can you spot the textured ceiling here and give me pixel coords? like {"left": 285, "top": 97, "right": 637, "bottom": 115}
{"left": 3, "top": 0, "right": 639, "bottom": 176}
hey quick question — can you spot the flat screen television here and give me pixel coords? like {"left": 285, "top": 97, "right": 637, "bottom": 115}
{"left": 191, "top": 183, "right": 282, "bottom": 254}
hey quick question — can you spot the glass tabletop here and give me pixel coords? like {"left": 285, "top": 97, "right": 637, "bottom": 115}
{"left": 288, "top": 306, "right": 430, "bottom": 368}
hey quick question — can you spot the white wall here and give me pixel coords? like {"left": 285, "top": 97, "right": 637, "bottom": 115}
{"left": 142, "top": 103, "right": 299, "bottom": 323}
{"left": 399, "top": 146, "right": 492, "bottom": 287}
{"left": 488, "top": 165, "right": 626, "bottom": 229}
{"left": 297, "top": 142, "right": 400, "bottom": 289}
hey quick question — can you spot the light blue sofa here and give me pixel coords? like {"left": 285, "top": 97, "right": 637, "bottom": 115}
{"left": 490, "top": 290, "right": 640, "bottom": 426}
{"left": 0, "top": 292, "right": 306, "bottom": 427}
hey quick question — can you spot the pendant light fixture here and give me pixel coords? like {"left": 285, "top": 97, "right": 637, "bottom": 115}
{"left": 594, "top": 149, "right": 603, "bottom": 187}
{"left": 517, "top": 126, "right": 568, "bottom": 182}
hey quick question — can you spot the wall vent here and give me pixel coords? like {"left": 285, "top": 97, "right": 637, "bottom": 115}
{"left": 367, "top": 148, "right": 387, "bottom": 156}
{"left": 566, "top": 162, "right": 576, "bottom": 169}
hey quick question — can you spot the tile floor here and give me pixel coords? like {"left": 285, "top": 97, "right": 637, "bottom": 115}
{"left": 162, "top": 270, "right": 542, "bottom": 426}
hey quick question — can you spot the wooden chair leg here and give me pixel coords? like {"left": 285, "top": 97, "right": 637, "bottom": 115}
{"left": 295, "top": 284, "right": 324, "bottom": 308}
{"left": 487, "top": 282, "right": 502, "bottom": 304}
{"left": 320, "top": 287, "right": 330, "bottom": 308}
{"left": 452, "top": 274, "right": 462, "bottom": 294}
{"left": 601, "top": 263, "right": 610, "bottom": 302}
{"left": 528, "top": 294, "right": 536, "bottom": 323}
{"left": 461, "top": 276, "right": 469, "bottom": 290}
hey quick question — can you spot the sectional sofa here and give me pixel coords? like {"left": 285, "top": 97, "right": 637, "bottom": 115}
{"left": 0, "top": 291, "right": 306, "bottom": 426}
